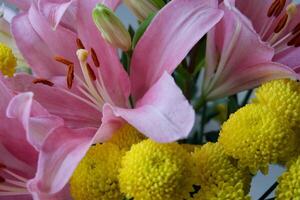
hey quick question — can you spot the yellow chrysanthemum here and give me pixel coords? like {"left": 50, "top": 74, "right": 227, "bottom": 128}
{"left": 219, "top": 104, "right": 299, "bottom": 174}
{"left": 0, "top": 43, "right": 16, "bottom": 77}
{"left": 255, "top": 79, "right": 300, "bottom": 128}
{"left": 276, "top": 156, "right": 300, "bottom": 199}
{"left": 70, "top": 143, "right": 123, "bottom": 200}
{"left": 181, "top": 143, "right": 201, "bottom": 153}
{"left": 108, "top": 124, "right": 145, "bottom": 151}
{"left": 119, "top": 139, "right": 195, "bottom": 200}
{"left": 191, "top": 143, "right": 251, "bottom": 200}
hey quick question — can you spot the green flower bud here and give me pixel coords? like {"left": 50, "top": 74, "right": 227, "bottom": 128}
{"left": 124, "top": 0, "right": 165, "bottom": 21}
{"left": 93, "top": 4, "right": 131, "bottom": 51}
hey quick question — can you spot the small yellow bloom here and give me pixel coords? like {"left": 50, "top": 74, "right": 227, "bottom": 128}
{"left": 192, "top": 143, "right": 251, "bottom": 200}
{"left": 0, "top": 42, "right": 16, "bottom": 77}
{"left": 219, "top": 104, "right": 299, "bottom": 174}
{"left": 119, "top": 139, "right": 195, "bottom": 200}
{"left": 70, "top": 143, "right": 123, "bottom": 200}
{"left": 255, "top": 79, "right": 300, "bottom": 128}
{"left": 108, "top": 124, "right": 145, "bottom": 151}
{"left": 276, "top": 156, "right": 300, "bottom": 199}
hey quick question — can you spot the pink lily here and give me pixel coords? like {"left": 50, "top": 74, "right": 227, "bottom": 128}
{"left": 6, "top": 0, "right": 223, "bottom": 197}
{"left": 202, "top": 0, "right": 299, "bottom": 100}
{"left": 0, "top": 75, "right": 71, "bottom": 199}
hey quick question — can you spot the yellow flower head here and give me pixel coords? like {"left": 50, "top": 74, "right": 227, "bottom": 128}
{"left": 255, "top": 79, "right": 300, "bottom": 128}
{"left": 0, "top": 42, "right": 16, "bottom": 77}
{"left": 276, "top": 156, "right": 300, "bottom": 199}
{"left": 119, "top": 139, "right": 195, "bottom": 200}
{"left": 108, "top": 124, "right": 145, "bottom": 151}
{"left": 219, "top": 104, "right": 299, "bottom": 174}
{"left": 70, "top": 143, "right": 123, "bottom": 200}
{"left": 191, "top": 143, "right": 251, "bottom": 200}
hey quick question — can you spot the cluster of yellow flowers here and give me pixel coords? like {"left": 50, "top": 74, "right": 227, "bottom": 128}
{"left": 70, "top": 79, "right": 300, "bottom": 200}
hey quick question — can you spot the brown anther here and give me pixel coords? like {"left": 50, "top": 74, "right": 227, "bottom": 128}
{"left": 54, "top": 56, "right": 73, "bottom": 66}
{"left": 76, "top": 38, "right": 85, "bottom": 49}
{"left": 268, "top": 0, "right": 280, "bottom": 17}
{"left": 32, "top": 79, "right": 54, "bottom": 87}
{"left": 67, "top": 64, "right": 74, "bottom": 89}
{"left": 274, "top": 13, "right": 288, "bottom": 33}
{"left": 292, "top": 23, "right": 300, "bottom": 34}
{"left": 0, "top": 163, "right": 6, "bottom": 169}
{"left": 274, "top": 0, "right": 286, "bottom": 17}
{"left": 287, "top": 32, "right": 300, "bottom": 46}
{"left": 90, "top": 48, "right": 100, "bottom": 67}
{"left": 86, "top": 63, "right": 96, "bottom": 81}
{"left": 0, "top": 176, "right": 5, "bottom": 183}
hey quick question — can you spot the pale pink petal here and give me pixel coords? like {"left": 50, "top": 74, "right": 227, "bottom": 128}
{"left": 12, "top": 14, "right": 65, "bottom": 77}
{"left": 76, "top": 0, "right": 130, "bottom": 107}
{"left": 0, "top": 76, "right": 38, "bottom": 172}
{"left": 5, "top": 0, "right": 32, "bottom": 10}
{"left": 27, "top": 2, "right": 79, "bottom": 71}
{"left": 107, "top": 73, "right": 195, "bottom": 143}
{"left": 28, "top": 127, "right": 96, "bottom": 194}
{"left": 207, "top": 62, "right": 298, "bottom": 99}
{"left": 38, "top": 0, "right": 76, "bottom": 30}
{"left": 5, "top": 74, "right": 101, "bottom": 128}
{"left": 7, "top": 92, "right": 64, "bottom": 151}
{"left": 130, "top": 0, "right": 223, "bottom": 100}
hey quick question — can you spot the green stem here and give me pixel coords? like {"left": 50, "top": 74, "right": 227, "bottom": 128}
{"left": 197, "top": 102, "right": 207, "bottom": 143}
{"left": 258, "top": 182, "right": 278, "bottom": 200}
{"left": 194, "top": 95, "right": 207, "bottom": 112}
{"left": 241, "top": 89, "right": 253, "bottom": 107}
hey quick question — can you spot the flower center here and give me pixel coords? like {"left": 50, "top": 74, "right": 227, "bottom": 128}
{"left": 0, "top": 164, "right": 30, "bottom": 196}
{"left": 33, "top": 38, "right": 113, "bottom": 112}
{"left": 260, "top": 1, "right": 300, "bottom": 55}
{"left": 0, "top": 43, "right": 16, "bottom": 77}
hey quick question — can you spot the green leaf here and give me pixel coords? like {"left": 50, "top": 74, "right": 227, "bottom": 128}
{"left": 132, "top": 13, "right": 155, "bottom": 48}
{"left": 227, "top": 95, "right": 239, "bottom": 118}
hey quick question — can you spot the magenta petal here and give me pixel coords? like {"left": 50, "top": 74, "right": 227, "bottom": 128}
{"left": 7, "top": 92, "right": 64, "bottom": 151}
{"left": 28, "top": 127, "right": 95, "bottom": 194}
{"left": 130, "top": 0, "right": 223, "bottom": 100}
{"left": 108, "top": 73, "right": 195, "bottom": 143}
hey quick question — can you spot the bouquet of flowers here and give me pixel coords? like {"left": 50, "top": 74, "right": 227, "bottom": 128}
{"left": 0, "top": 0, "right": 299, "bottom": 199}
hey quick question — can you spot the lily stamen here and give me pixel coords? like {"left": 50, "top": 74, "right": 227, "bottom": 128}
{"left": 32, "top": 78, "right": 54, "bottom": 87}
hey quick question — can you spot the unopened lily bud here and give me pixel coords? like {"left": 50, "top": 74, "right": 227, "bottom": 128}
{"left": 124, "top": 0, "right": 165, "bottom": 21}
{"left": 93, "top": 4, "right": 131, "bottom": 51}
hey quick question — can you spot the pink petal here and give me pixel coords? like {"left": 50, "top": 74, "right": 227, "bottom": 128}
{"left": 7, "top": 92, "right": 64, "bottom": 151}
{"left": 5, "top": 0, "right": 32, "bottom": 10}
{"left": 207, "top": 62, "right": 298, "bottom": 99}
{"left": 0, "top": 76, "right": 38, "bottom": 173}
{"left": 38, "top": 0, "right": 76, "bottom": 30}
{"left": 76, "top": 0, "right": 130, "bottom": 107}
{"left": 12, "top": 14, "right": 66, "bottom": 77}
{"left": 107, "top": 72, "right": 195, "bottom": 143}
{"left": 28, "top": 126, "right": 96, "bottom": 194}
{"left": 203, "top": 1, "right": 294, "bottom": 98}
{"left": 130, "top": 0, "right": 223, "bottom": 100}
{"left": 5, "top": 74, "right": 101, "bottom": 128}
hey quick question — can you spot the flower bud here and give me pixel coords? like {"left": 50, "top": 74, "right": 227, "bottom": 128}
{"left": 124, "top": 0, "right": 165, "bottom": 21}
{"left": 93, "top": 4, "right": 131, "bottom": 51}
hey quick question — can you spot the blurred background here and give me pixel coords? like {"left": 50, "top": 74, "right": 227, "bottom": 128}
{"left": 1, "top": 0, "right": 299, "bottom": 199}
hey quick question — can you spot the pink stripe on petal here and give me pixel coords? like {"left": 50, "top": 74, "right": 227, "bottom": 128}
{"left": 130, "top": 0, "right": 223, "bottom": 100}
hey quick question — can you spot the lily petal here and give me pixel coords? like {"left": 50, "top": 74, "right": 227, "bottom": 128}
{"left": 107, "top": 72, "right": 195, "bottom": 143}
{"left": 7, "top": 92, "right": 64, "bottom": 151}
{"left": 28, "top": 126, "right": 96, "bottom": 194}
{"left": 12, "top": 14, "right": 66, "bottom": 77}
{"left": 130, "top": 0, "right": 223, "bottom": 100}
{"left": 76, "top": 0, "right": 130, "bottom": 107}
{"left": 207, "top": 62, "right": 298, "bottom": 99}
